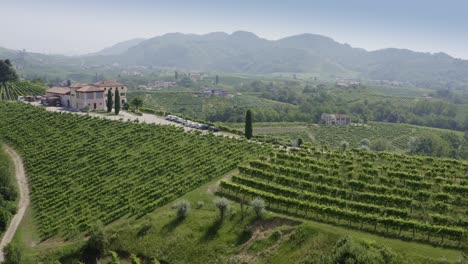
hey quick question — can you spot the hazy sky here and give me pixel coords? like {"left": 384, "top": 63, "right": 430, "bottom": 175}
{"left": 2, "top": 0, "right": 468, "bottom": 58}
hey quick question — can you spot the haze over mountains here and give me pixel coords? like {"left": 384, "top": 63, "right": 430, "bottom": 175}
{"left": 2, "top": 31, "right": 468, "bottom": 88}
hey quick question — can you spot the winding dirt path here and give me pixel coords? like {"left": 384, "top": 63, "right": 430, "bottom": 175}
{"left": 0, "top": 146, "right": 29, "bottom": 262}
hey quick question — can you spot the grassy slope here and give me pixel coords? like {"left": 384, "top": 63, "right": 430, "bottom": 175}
{"left": 16, "top": 171, "right": 464, "bottom": 263}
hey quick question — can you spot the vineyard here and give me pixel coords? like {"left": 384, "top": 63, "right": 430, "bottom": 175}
{"left": 129, "top": 90, "right": 299, "bottom": 122}
{"left": 0, "top": 102, "right": 267, "bottom": 239}
{"left": 239, "top": 122, "right": 464, "bottom": 152}
{"left": 0, "top": 80, "right": 46, "bottom": 101}
{"left": 219, "top": 146, "right": 468, "bottom": 248}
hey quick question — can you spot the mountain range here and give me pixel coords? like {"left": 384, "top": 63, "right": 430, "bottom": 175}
{"left": 2, "top": 31, "right": 468, "bottom": 88}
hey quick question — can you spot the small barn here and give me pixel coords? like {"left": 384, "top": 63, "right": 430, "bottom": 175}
{"left": 46, "top": 87, "right": 71, "bottom": 107}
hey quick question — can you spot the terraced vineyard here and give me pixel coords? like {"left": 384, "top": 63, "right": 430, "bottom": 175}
{"left": 130, "top": 90, "right": 298, "bottom": 122}
{"left": 220, "top": 147, "right": 468, "bottom": 248}
{"left": 0, "top": 102, "right": 267, "bottom": 239}
{"left": 0, "top": 80, "right": 46, "bottom": 100}
{"left": 240, "top": 122, "right": 464, "bottom": 152}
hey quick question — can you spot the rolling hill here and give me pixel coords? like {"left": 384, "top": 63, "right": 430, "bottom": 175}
{"left": 2, "top": 31, "right": 468, "bottom": 88}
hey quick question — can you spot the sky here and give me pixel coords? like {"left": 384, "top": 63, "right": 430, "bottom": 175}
{"left": 1, "top": 0, "right": 468, "bottom": 59}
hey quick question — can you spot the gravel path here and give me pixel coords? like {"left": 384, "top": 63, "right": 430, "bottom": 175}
{"left": 34, "top": 103, "right": 239, "bottom": 138}
{"left": 0, "top": 146, "right": 30, "bottom": 262}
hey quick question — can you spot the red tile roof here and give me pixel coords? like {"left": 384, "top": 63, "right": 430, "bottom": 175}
{"left": 46, "top": 86, "right": 71, "bottom": 95}
{"left": 69, "top": 83, "right": 87, "bottom": 88}
{"left": 76, "top": 85, "right": 105, "bottom": 92}
{"left": 94, "top": 80, "right": 126, "bottom": 87}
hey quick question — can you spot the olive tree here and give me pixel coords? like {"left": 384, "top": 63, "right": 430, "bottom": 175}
{"left": 214, "top": 197, "right": 230, "bottom": 221}
{"left": 249, "top": 197, "right": 266, "bottom": 218}
{"left": 173, "top": 199, "right": 191, "bottom": 219}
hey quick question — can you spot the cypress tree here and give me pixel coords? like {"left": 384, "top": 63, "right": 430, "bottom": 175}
{"left": 245, "top": 110, "right": 253, "bottom": 139}
{"left": 114, "top": 90, "right": 120, "bottom": 115}
{"left": 106, "top": 89, "right": 113, "bottom": 112}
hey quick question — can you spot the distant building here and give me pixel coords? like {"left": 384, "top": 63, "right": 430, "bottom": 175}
{"left": 200, "top": 88, "right": 228, "bottom": 97}
{"left": 321, "top": 113, "right": 351, "bottom": 125}
{"left": 148, "top": 81, "right": 177, "bottom": 89}
{"left": 189, "top": 72, "right": 204, "bottom": 82}
{"left": 336, "top": 81, "right": 361, "bottom": 88}
{"left": 121, "top": 71, "right": 144, "bottom": 77}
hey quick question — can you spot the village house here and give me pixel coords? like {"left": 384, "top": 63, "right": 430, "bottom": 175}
{"left": 200, "top": 88, "right": 228, "bottom": 97}
{"left": 46, "top": 80, "right": 127, "bottom": 111}
{"left": 321, "top": 113, "right": 351, "bottom": 125}
{"left": 148, "top": 80, "right": 177, "bottom": 89}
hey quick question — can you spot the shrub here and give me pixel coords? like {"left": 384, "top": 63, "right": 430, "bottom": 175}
{"left": 214, "top": 197, "right": 230, "bottom": 220}
{"left": 3, "top": 242, "right": 22, "bottom": 264}
{"left": 173, "top": 199, "right": 191, "bottom": 219}
{"left": 109, "top": 251, "right": 121, "bottom": 264}
{"left": 359, "top": 138, "right": 371, "bottom": 147}
{"left": 196, "top": 200, "right": 205, "bottom": 209}
{"left": 131, "top": 254, "right": 141, "bottom": 264}
{"left": 86, "top": 221, "right": 108, "bottom": 257}
{"left": 340, "top": 140, "right": 349, "bottom": 149}
{"left": 249, "top": 197, "right": 266, "bottom": 218}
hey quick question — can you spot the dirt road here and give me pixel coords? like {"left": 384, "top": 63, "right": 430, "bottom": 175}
{"left": 0, "top": 146, "right": 29, "bottom": 262}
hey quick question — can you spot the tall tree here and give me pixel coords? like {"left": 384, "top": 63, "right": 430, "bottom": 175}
{"left": 0, "top": 59, "right": 19, "bottom": 100}
{"left": 130, "top": 96, "right": 143, "bottom": 109}
{"left": 175, "top": 71, "right": 178, "bottom": 80}
{"left": 106, "top": 89, "right": 113, "bottom": 112}
{"left": 215, "top": 75, "right": 219, "bottom": 85}
{"left": 114, "top": 90, "right": 121, "bottom": 115}
{"left": 245, "top": 110, "right": 253, "bottom": 139}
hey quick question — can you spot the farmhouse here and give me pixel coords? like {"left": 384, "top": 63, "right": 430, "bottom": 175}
{"left": 321, "top": 113, "right": 351, "bottom": 125}
{"left": 200, "top": 88, "right": 228, "bottom": 97}
{"left": 46, "top": 81, "right": 127, "bottom": 111}
{"left": 45, "top": 86, "right": 71, "bottom": 107}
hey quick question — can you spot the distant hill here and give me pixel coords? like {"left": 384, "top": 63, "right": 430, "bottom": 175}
{"left": 105, "top": 31, "right": 468, "bottom": 88}
{"left": 89, "top": 38, "right": 146, "bottom": 56}
{"left": 2, "top": 31, "right": 468, "bottom": 89}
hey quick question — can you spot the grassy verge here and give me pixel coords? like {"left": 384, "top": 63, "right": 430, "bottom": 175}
{"left": 0, "top": 144, "right": 18, "bottom": 239}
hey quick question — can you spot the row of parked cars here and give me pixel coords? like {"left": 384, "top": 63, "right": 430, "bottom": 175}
{"left": 165, "top": 115, "right": 220, "bottom": 132}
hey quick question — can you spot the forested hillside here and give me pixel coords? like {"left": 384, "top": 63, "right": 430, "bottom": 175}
{"left": 3, "top": 31, "right": 468, "bottom": 89}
